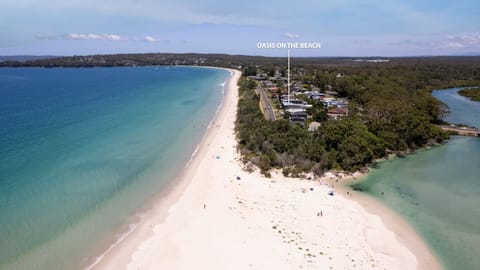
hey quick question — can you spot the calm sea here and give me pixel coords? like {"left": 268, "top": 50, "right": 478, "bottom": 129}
{"left": 0, "top": 66, "right": 230, "bottom": 269}
{"left": 353, "top": 88, "right": 480, "bottom": 270}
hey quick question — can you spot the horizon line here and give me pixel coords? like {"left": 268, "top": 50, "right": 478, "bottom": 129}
{"left": 1, "top": 52, "right": 480, "bottom": 59}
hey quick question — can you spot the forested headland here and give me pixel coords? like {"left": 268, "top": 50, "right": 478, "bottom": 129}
{"left": 458, "top": 87, "right": 480, "bottom": 101}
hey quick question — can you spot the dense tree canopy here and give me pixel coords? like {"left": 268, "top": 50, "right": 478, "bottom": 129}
{"left": 234, "top": 58, "right": 472, "bottom": 176}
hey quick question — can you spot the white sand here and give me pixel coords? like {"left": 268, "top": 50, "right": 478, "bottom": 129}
{"left": 95, "top": 68, "right": 441, "bottom": 270}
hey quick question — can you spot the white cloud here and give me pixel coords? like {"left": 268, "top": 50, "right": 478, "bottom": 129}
{"left": 444, "top": 33, "right": 480, "bottom": 48}
{"left": 144, "top": 36, "right": 161, "bottom": 42}
{"left": 443, "top": 42, "right": 465, "bottom": 49}
{"left": 391, "top": 33, "right": 480, "bottom": 51}
{"left": 428, "top": 33, "right": 480, "bottom": 50}
{"left": 284, "top": 32, "right": 300, "bottom": 39}
{"left": 65, "top": 33, "right": 124, "bottom": 41}
{"left": 389, "top": 39, "right": 433, "bottom": 47}
{"left": 35, "top": 33, "right": 168, "bottom": 43}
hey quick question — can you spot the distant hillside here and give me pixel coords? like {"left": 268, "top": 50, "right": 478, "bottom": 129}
{"left": 451, "top": 52, "right": 480, "bottom": 56}
{"left": 1, "top": 53, "right": 480, "bottom": 70}
{"left": 0, "top": 55, "right": 58, "bottom": 62}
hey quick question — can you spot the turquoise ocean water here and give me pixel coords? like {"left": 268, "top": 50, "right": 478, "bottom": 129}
{"left": 353, "top": 88, "right": 480, "bottom": 270}
{"left": 0, "top": 67, "right": 230, "bottom": 269}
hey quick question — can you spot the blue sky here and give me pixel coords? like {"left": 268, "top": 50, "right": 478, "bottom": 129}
{"left": 0, "top": 0, "right": 479, "bottom": 56}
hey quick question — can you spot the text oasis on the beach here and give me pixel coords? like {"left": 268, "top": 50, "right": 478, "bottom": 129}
{"left": 256, "top": 42, "right": 322, "bottom": 49}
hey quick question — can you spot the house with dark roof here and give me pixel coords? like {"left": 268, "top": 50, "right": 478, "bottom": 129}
{"left": 289, "top": 110, "right": 308, "bottom": 127}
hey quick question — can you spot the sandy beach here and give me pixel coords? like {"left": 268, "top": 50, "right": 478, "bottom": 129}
{"left": 94, "top": 68, "right": 441, "bottom": 270}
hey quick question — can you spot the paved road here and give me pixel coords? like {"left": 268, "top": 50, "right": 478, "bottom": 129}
{"left": 256, "top": 84, "right": 276, "bottom": 121}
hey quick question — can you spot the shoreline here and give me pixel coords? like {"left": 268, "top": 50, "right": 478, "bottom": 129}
{"left": 91, "top": 67, "right": 241, "bottom": 269}
{"left": 345, "top": 187, "right": 443, "bottom": 270}
{"left": 93, "top": 67, "right": 442, "bottom": 270}
{"left": 323, "top": 171, "right": 443, "bottom": 270}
